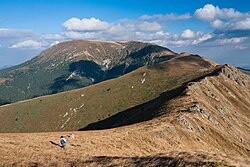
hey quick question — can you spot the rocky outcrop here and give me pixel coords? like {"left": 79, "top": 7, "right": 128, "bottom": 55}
{"left": 161, "top": 64, "right": 250, "bottom": 158}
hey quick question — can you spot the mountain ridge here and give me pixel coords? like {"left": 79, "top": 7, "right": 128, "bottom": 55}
{"left": 0, "top": 40, "right": 176, "bottom": 105}
{"left": 0, "top": 61, "right": 249, "bottom": 166}
{"left": 0, "top": 53, "right": 215, "bottom": 132}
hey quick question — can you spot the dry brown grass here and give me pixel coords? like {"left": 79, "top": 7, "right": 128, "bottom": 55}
{"left": 0, "top": 117, "right": 248, "bottom": 166}
{"left": 0, "top": 78, "right": 11, "bottom": 84}
{"left": 1, "top": 57, "right": 250, "bottom": 166}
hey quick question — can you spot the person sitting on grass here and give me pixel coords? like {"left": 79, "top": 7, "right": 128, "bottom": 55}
{"left": 60, "top": 136, "right": 67, "bottom": 149}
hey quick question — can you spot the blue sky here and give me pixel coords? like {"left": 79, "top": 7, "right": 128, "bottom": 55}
{"left": 0, "top": 0, "right": 250, "bottom": 67}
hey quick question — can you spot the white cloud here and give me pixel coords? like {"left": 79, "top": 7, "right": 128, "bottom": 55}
{"left": 194, "top": 4, "right": 217, "bottom": 21}
{"left": 140, "top": 15, "right": 153, "bottom": 20}
{"left": 41, "top": 33, "right": 64, "bottom": 40}
{"left": 235, "top": 45, "right": 247, "bottom": 50}
{"left": 211, "top": 19, "right": 224, "bottom": 28}
{"left": 0, "top": 28, "right": 35, "bottom": 38}
{"left": 218, "top": 37, "right": 246, "bottom": 44}
{"left": 219, "top": 8, "right": 243, "bottom": 19}
{"left": 50, "top": 41, "right": 60, "bottom": 47}
{"left": 162, "top": 31, "right": 216, "bottom": 47}
{"left": 155, "top": 31, "right": 170, "bottom": 36}
{"left": 165, "top": 13, "right": 191, "bottom": 20}
{"left": 140, "top": 13, "right": 191, "bottom": 20}
{"left": 193, "top": 4, "right": 250, "bottom": 32}
{"left": 62, "top": 31, "right": 99, "bottom": 39}
{"left": 231, "top": 18, "right": 250, "bottom": 30}
{"left": 168, "top": 40, "right": 187, "bottom": 46}
{"left": 63, "top": 17, "right": 110, "bottom": 31}
{"left": 194, "top": 4, "right": 243, "bottom": 21}
{"left": 10, "top": 40, "right": 44, "bottom": 50}
{"left": 211, "top": 17, "right": 250, "bottom": 32}
{"left": 181, "top": 29, "right": 195, "bottom": 39}
{"left": 192, "top": 33, "right": 214, "bottom": 45}
{"left": 137, "top": 21, "right": 162, "bottom": 32}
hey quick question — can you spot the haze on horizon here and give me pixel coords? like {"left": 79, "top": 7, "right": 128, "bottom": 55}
{"left": 0, "top": 0, "right": 250, "bottom": 68}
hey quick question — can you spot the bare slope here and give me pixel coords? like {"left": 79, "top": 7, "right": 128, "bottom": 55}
{"left": 0, "top": 40, "right": 176, "bottom": 105}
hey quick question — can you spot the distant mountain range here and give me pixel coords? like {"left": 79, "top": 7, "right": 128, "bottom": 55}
{"left": 0, "top": 65, "right": 12, "bottom": 70}
{"left": 238, "top": 67, "right": 250, "bottom": 74}
{"left": 0, "top": 40, "right": 176, "bottom": 105}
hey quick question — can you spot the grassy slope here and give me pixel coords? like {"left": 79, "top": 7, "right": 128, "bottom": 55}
{"left": 0, "top": 41, "right": 176, "bottom": 105}
{"left": 1, "top": 56, "right": 249, "bottom": 166}
{"left": 0, "top": 54, "right": 214, "bottom": 132}
{"left": 0, "top": 131, "right": 239, "bottom": 166}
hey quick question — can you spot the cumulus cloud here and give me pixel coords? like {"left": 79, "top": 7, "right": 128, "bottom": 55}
{"left": 211, "top": 18, "right": 250, "bottom": 34}
{"left": 192, "top": 4, "right": 250, "bottom": 38}
{"left": 4, "top": 12, "right": 247, "bottom": 54}
{"left": 211, "top": 19, "right": 224, "bottom": 28}
{"left": 231, "top": 18, "right": 250, "bottom": 30}
{"left": 10, "top": 40, "right": 44, "bottom": 50}
{"left": 194, "top": 4, "right": 217, "bottom": 21}
{"left": 194, "top": 4, "right": 243, "bottom": 21}
{"left": 63, "top": 17, "right": 110, "bottom": 31}
{"left": 181, "top": 29, "right": 195, "bottom": 39}
{"left": 1, "top": 4, "right": 250, "bottom": 68}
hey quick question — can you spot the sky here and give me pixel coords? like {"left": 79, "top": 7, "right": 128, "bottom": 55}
{"left": 0, "top": 0, "right": 250, "bottom": 68}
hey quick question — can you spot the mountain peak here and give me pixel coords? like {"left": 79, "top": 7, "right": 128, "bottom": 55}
{"left": 0, "top": 40, "right": 177, "bottom": 105}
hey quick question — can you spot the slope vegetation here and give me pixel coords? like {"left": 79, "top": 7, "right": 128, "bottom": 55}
{"left": 0, "top": 64, "right": 250, "bottom": 166}
{"left": 0, "top": 40, "right": 176, "bottom": 105}
{"left": 0, "top": 55, "right": 249, "bottom": 166}
{"left": 0, "top": 53, "right": 213, "bottom": 132}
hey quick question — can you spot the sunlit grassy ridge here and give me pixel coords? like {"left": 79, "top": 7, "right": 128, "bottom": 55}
{"left": 0, "top": 54, "right": 213, "bottom": 132}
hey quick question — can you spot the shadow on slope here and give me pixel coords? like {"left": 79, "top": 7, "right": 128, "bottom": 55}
{"left": 49, "top": 60, "right": 104, "bottom": 93}
{"left": 80, "top": 86, "right": 186, "bottom": 130}
{"left": 80, "top": 65, "right": 222, "bottom": 130}
{"left": 0, "top": 99, "right": 11, "bottom": 106}
{"left": 49, "top": 141, "right": 62, "bottom": 148}
{"left": 83, "top": 154, "right": 227, "bottom": 167}
{"left": 49, "top": 54, "right": 176, "bottom": 94}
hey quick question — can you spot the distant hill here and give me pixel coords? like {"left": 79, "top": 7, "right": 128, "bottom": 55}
{"left": 0, "top": 40, "right": 176, "bottom": 105}
{"left": 238, "top": 67, "right": 250, "bottom": 74}
{"left": 0, "top": 65, "right": 12, "bottom": 70}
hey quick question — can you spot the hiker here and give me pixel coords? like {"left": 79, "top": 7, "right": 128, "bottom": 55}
{"left": 60, "top": 136, "right": 67, "bottom": 149}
